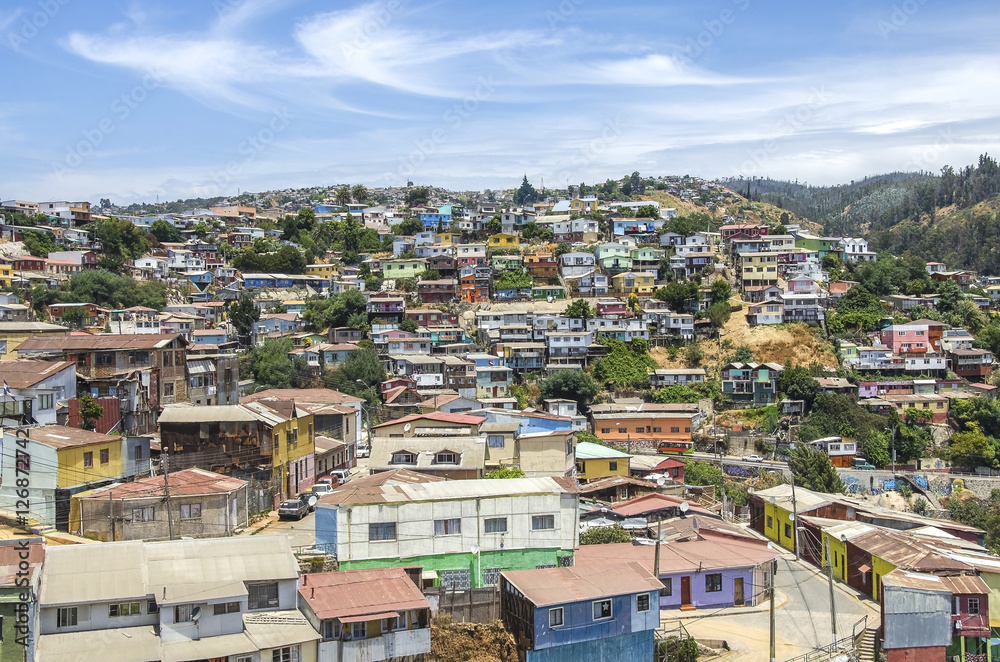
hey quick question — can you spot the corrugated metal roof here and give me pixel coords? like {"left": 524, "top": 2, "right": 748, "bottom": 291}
{"left": 28, "top": 425, "right": 119, "bottom": 450}
{"left": 502, "top": 561, "right": 662, "bottom": 608}
{"left": 575, "top": 441, "right": 632, "bottom": 460}
{"left": 299, "top": 567, "right": 429, "bottom": 619}
{"left": 243, "top": 610, "right": 320, "bottom": 649}
{"left": 186, "top": 359, "right": 216, "bottom": 374}
{"left": 369, "top": 436, "right": 486, "bottom": 472}
{"left": 40, "top": 541, "right": 148, "bottom": 605}
{"left": 158, "top": 404, "right": 259, "bottom": 424}
{"left": 18, "top": 333, "right": 181, "bottom": 351}
{"left": 0, "top": 359, "right": 74, "bottom": 388}
{"left": 161, "top": 632, "right": 255, "bottom": 662}
{"left": 577, "top": 530, "right": 780, "bottom": 575}
{"left": 36, "top": 626, "right": 161, "bottom": 662}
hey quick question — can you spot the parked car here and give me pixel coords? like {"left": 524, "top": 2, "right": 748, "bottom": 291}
{"left": 852, "top": 458, "right": 876, "bottom": 470}
{"left": 297, "top": 492, "right": 318, "bottom": 512}
{"left": 356, "top": 443, "right": 371, "bottom": 458}
{"left": 328, "top": 469, "right": 351, "bottom": 485}
{"left": 310, "top": 483, "right": 335, "bottom": 496}
{"left": 278, "top": 499, "right": 309, "bottom": 521}
{"left": 742, "top": 454, "right": 764, "bottom": 463}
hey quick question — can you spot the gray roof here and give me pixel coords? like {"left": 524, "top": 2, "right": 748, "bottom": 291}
{"left": 37, "top": 626, "right": 161, "bottom": 662}
{"left": 158, "top": 404, "right": 259, "bottom": 424}
{"left": 39, "top": 536, "right": 298, "bottom": 607}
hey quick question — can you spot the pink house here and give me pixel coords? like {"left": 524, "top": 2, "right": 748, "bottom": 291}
{"left": 786, "top": 275, "right": 818, "bottom": 293}
{"left": 880, "top": 324, "right": 928, "bottom": 354}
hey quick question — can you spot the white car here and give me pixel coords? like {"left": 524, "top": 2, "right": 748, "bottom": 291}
{"left": 356, "top": 444, "right": 370, "bottom": 458}
{"left": 742, "top": 454, "right": 764, "bottom": 463}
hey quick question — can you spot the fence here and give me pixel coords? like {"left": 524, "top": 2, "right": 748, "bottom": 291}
{"left": 426, "top": 586, "right": 500, "bottom": 624}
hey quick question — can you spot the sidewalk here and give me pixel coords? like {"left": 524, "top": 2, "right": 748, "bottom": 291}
{"left": 660, "top": 589, "right": 789, "bottom": 623}
{"left": 236, "top": 511, "right": 281, "bottom": 536}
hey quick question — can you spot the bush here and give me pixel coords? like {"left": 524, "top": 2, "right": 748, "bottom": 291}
{"left": 580, "top": 525, "right": 632, "bottom": 545}
{"left": 913, "top": 496, "right": 927, "bottom": 514}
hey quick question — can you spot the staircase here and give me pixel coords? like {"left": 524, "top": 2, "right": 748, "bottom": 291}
{"left": 854, "top": 627, "right": 876, "bottom": 662}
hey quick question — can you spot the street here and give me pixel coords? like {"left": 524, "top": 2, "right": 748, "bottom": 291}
{"left": 677, "top": 555, "right": 879, "bottom": 662}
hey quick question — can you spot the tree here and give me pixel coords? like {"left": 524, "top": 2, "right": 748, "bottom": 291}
{"left": 228, "top": 292, "right": 261, "bottom": 344}
{"left": 580, "top": 525, "right": 632, "bottom": 545}
{"left": 513, "top": 175, "right": 538, "bottom": 206}
{"left": 395, "top": 217, "right": 423, "bottom": 236}
{"left": 684, "top": 460, "right": 722, "bottom": 489}
{"left": 303, "top": 289, "right": 367, "bottom": 330}
{"left": 707, "top": 302, "right": 731, "bottom": 330}
{"left": 654, "top": 280, "right": 698, "bottom": 311}
{"left": 149, "top": 219, "right": 183, "bottom": 243}
{"left": 593, "top": 338, "right": 658, "bottom": 389}
{"left": 245, "top": 338, "right": 297, "bottom": 389}
{"left": 404, "top": 187, "right": 429, "bottom": 207}
{"left": 22, "top": 230, "right": 57, "bottom": 257}
{"left": 635, "top": 204, "right": 659, "bottom": 219}
{"left": 683, "top": 343, "right": 704, "bottom": 367}
{"left": 335, "top": 186, "right": 352, "bottom": 207}
{"left": 95, "top": 217, "right": 151, "bottom": 272}
{"left": 485, "top": 467, "right": 526, "bottom": 479}
{"left": 778, "top": 364, "right": 820, "bottom": 410}
{"left": 564, "top": 299, "right": 594, "bottom": 320}
{"left": 485, "top": 217, "right": 502, "bottom": 234}
{"left": 351, "top": 184, "right": 368, "bottom": 204}
{"left": 935, "top": 279, "right": 963, "bottom": 314}
{"left": 539, "top": 371, "right": 599, "bottom": 409}
{"left": 948, "top": 430, "right": 995, "bottom": 469}
{"left": 734, "top": 346, "right": 754, "bottom": 363}
{"left": 710, "top": 278, "right": 732, "bottom": 303}
{"left": 78, "top": 394, "right": 104, "bottom": 431}
{"left": 399, "top": 318, "right": 419, "bottom": 332}
{"left": 787, "top": 446, "right": 846, "bottom": 493}
{"left": 322, "top": 347, "right": 387, "bottom": 401}
{"left": 61, "top": 306, "right": 90, "bottom": 329}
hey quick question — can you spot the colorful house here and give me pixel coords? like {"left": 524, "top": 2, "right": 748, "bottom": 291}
{"left": 315, "top": 473, "right": 580, "bottom": 588}
{"left": 501, "top": 562, "right": 662, "bottom": 662}
{"left": 611, "top": 272, "right": 656, "bottom": 297}
{"left": 531, "top": 285, "right": 567, "bottom": 301}
{"left": 488, "top": 233, "right": 521, "bottom": 249}
{"left": 575, "top": 442, "right": 631, "bottom": 481}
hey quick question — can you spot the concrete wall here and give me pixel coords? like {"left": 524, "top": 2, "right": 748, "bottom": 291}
{"left": 0, "top": 437, "right": 58, "bottom": 526}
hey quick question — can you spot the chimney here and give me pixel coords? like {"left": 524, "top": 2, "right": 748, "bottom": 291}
{"left": 311, "top": 587, "right": 315, "bottom": 599}
{"left": 302, "top": 575, "right": 307, "bottom": 586}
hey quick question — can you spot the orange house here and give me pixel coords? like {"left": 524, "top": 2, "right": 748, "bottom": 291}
{"left": 591, "top": 411, "right": 700, "bottom": 451}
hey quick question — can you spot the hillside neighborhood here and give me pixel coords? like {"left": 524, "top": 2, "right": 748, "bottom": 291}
{"left": 4, "top": 174, "right": 1000, "bottom": 662}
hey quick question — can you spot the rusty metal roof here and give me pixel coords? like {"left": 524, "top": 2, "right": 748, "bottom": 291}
{"left": 298, "top": 567, "right": 429, "bottom": 620}
{"left": 502, "top": 561, "right": 663, "bottom": 608}
{"left": 0, "top": 359, "right": 74, "bottom": 388}
{"left": 18, "top": 333, "right": 182, "bottom": 351}
{"left": 28, "top": 425, "right": 119, "bottom": 450}
{"left": 79, "top": 468, "right": 246, "bottom": 499}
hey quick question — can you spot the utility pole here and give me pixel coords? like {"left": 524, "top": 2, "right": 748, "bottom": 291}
{"left": 163, "top": 453, "right": 175, "bottom": 541}
{"left": 769, "top": 559, "right": 776, "bottom": 662}
{"left": 108, "top": 489, "right": 115, "bottom": 542}
{"left": 653, "top": 519, "right": 662, "bottom": 579}
{"left": 825, "top": 537, "right": 838, "bottom": 648}
{"left": 790, "top": 474, "right": 799, "bottom": 560}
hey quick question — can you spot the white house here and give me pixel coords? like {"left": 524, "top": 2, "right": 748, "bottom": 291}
{"left": 34, "top": 536, "right": 317, "bottom": 662}
{"left": 840, "top": 237, "right": 877, "bottom": 263}
{"left": 0, "top": 359, "right": 75, "bottom": 425}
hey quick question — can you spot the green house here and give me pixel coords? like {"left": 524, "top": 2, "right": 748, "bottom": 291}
{"left": 532, "top": 286, "right": 567, "bottom": 301}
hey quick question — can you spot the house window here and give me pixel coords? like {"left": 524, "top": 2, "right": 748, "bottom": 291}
{"left": 671, "top": 427, "right": 680, "bottom": 433}
{"left": 601, "top": 428, "right": 611, "bottom": 434}
{"left": 214, "top": 602, "right": 241, "bottom": 615}
{"left": 369, "top": 523, "right": 397, "bottom": 541}
{"left": 549, "top": 607, "right": 564, "bottom": 627}
{"left": 100, "top": 449, "right": 109, "bottom": 464}
{"left": 180, "top": 503, "right": 201, "bottom": 519}
{"left": 482, "top": 567, "right": 502, "bottom": 586}
{"left": 440, "top": 570, "right": 471, "bottom": 590}
{"left": 174, "top": 605, "right": 194, "bottom": 622}
{"left": 147, "top": 600, "right": 159, "bottom": 614}
{"left": 618, "top": 428, "right": 627, "bottom": 434}
{"left": 83, "top": 452, "right": 93, "bottom": 468}
{"left": 350, "top": 622, "right": 367, "bottom": 640}
{"left": 593, "top": 599, "right": 612, "bottom": 620}
{"left": 132, "top": 507, "right": 154, "bottom": 522}
{"left": 609, "top": 461, "right": 618, "bottom": 471}
{"left": 485, "top": 517, "right": 507, "bottom": 533}
{"left": 635, "top": 427, "right": 644, "bottom": 433}
{"left": 653, "top": 427, "right": 662, "bottom": 433}
{"left": 248, "top": 582, "right": 279, "bottom": 610}
{"left": 163, "top": 383, "right": 174, "bottom": 397}
{"left": 766, "top": 515, "right": 773, "bottom": 529}
{"left": 38, "top": 393, "right": 54, "bottom": 410}
{"left": 109, "top": 602, "right": 141, "bottom": 617}
{"left": 57, "top": 607, "right": 77, "bottom": 628}
{"left": 488, "top": 435, "right": 505, "bottom": 448}
{"left": 435, "top": 452, "right": 458, "bottom": 464}
{"left": 969, "top": 598, "right": 980, "bottom": 615}
{"left": 382, "top": 615, "right": 402, "bottom": 633}
{"left": 434, "top": 518, "right": 462, "bottom": 536}
{"left": 392, "top": 452, "right": 417, "bottom": 464}
{"left": 532, "top": 515, "right": 555, "bottom": 531}
{"left": 322, "top": 620, "right": 342, "bottom": 641}
{"left": 662, "top": 578, "right": 672, "bottom": 596}
{"left": 637, "top": 593, "right": 651, "bottom": 612}
{"left": 272, "top": 646, "right": 299, "bottom": 662}
{"left": 784, "top": 523, "right": 792, "bottom": 539}
{"left": 706, "top": 574, "right": 722, "bottom": 592}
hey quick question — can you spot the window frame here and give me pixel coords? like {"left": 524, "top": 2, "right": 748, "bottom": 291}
{"left": 592, "top": 599, "right": 612, "bottom": 621}
{"left": 57, "top": 607, "right": 78, "bottom": 628}
{"left": 368, "top": 522, "right": 397, "bottom": 541}
{"left": 969, "top": 597, "right": 981, "bottom": 616}
{"left": 179, "top": 503, "right": 202, "bottom": 520}
{"left": 637, "top": 593, "right": 651, "bottom": 613}
{"left": 434, "top": 518, "right": 462, "bottom": 536}
{"left": 213, "top": 601, "right": 241, "bottom": 615}
{"left": 484, "top": 517, "right": 507, "bottom": 533}
{"left": 247, "top": 581, "right": 280, "bottom": 610}
{"left": 532, "top": 515, "right": 555, "bottom": 531}
{"left": 705, "top": 573, "right": 723, "bottom": 593}
{"left": 549, "top": 607, "right": 564, "bottom": 627}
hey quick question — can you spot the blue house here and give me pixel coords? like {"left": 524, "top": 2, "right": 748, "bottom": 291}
{"left": 501, "top": 563, "right": 663, "bottom": 662}
{"left": 182, "top": 270, "right": 214, "bottom": 292}
{"left": 420, "top": 204, "right": 453, "bottom": 229}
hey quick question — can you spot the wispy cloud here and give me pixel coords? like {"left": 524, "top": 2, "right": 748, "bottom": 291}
{"left": 0, "top": 8, "right": 22, "bottom": 31}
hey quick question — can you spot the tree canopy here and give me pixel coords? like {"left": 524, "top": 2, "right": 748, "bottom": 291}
{"left": 539, "top": 371, "right": 599, "bottom": 409}
{"left": 303, "top": 290, "right": 368, "bottom": 331}
{"left": 788, "top": 446, "right": 846, "bottom": 493}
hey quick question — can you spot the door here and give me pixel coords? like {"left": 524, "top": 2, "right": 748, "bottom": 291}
{"left": 734, "top": 578, "right": 745, "bottom": 606}
{"left": 681, "top": 576, "right": 692, "bottom": 607}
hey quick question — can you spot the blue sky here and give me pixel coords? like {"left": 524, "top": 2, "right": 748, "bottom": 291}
{"left": 2, "top": 0, "right": 999, "bottom": 204}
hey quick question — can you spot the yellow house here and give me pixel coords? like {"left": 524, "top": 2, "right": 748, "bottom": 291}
{"left": 0, "top": 263, "right": 12, "bottom": 287}
{"left": 575, "top": 441, "right": 630, "bottom": 481}
{"left": 488, "top": 233, "right": 521, "bottom": 249}
{"left": 611, "top": 271, "right": 657, "bottom": 297}
{"left": 0, "top": 321, "right": 69, "bottom": 359}
{"left": 739, "top": 252, "right": 780, "bottom": 288}
{"left": 818, "top": 521, "right": 877, "bottom": 584}
{"left": 434, "top": 232, "right": 458, "bottom": 245}
{"left": 306, "top": 263, "right": 337, "bottom": 278}
{"left": 30, "top": 425, "right": 123, "bottom": 487}
{"left": 244, "top": 401, "right": 316, "bottom": 498}
{"left": 753, "top": 484, "right": 832, "bottom": 553}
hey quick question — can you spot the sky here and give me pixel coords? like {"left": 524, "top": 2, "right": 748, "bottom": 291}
{"left": 2, "top": 0, "right": 999, "bottom": 204}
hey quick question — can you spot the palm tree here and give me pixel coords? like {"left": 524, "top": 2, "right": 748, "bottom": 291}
{"left": 351, "top": 184, "right": 368, "bottom": 204}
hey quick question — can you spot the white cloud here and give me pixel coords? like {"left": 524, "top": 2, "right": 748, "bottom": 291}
{"left": 0, "top": 8, "right": 22, "bottom": 31}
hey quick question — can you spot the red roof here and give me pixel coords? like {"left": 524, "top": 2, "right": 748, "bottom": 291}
{"left": 80, "top": 468, "right": 246, "bottom": 498}
{"left": 299, "top": 567, "right": 429, "bottom": 620}
{"left": 576, "top": 530, "right": 780, "bottom": 574}
{"left": 0, "top": 539, "right": 44, "bottom": 587}
{"left": 653, "top": 458, "right": 685, "bottom": 471}
{"left": 611, "top": 492, "right": 712, "bottom": 518}
{"left": 374, "top": 411, "right": 486, "bottom": 429}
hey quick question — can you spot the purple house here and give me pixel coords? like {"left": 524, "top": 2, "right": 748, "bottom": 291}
{"left": 576, "top": 528, "right": 780, "bottom": 610}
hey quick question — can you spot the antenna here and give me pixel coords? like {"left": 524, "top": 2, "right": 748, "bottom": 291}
{"left": 680, "top": 502, "right": 689, "bottom": 513}
{"left": 191, "top": 606, "right": 202, "bottom": 624}
{"left": 308, "top": 495, "right": 318, "bottom": 507}
{"left": 656, "top": 477, "right": 665, "bottom": 487}
{"left": 403, "top": 423, "right": 411, "bottom": 432}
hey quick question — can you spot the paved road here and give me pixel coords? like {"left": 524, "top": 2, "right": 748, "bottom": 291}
{"left": 681, "top": 556, "right": 879, "bottom": 662}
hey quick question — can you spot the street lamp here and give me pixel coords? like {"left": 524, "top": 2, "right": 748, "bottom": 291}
{"left": 883, "top": 426, "right": 897, "bottom": 476}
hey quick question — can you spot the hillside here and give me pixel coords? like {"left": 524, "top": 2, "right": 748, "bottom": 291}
{"left": 641, "top": 190, "right": 821, "bottom": 234}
